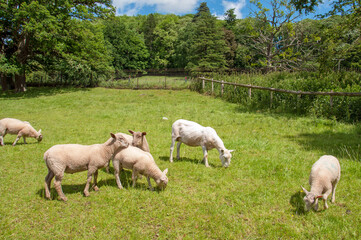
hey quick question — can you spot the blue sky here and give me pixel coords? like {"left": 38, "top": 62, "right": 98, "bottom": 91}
{"left": 112, "top": 0, "right": 333, "bottom": 20}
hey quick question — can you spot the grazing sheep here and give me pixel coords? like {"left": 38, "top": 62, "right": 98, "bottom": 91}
{"left": 169, "top": 119, "right": 234, "bottom": 167}
{"left": 301, "top": 155, "right": 341, "bottom": 211}
{"left": 105, "top": 130, "right": 150, "bottom": 173}
{"left": 0, "top": 118, "right": 42, "bottom": 146}
{"left": 113, "top": 146, "right": 168, "bottom": 190}
{"left": 44, "top": 133, "right": 129, "bottom": 201}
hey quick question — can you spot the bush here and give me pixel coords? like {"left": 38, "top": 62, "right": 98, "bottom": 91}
{"left": 192, "top": 71, "right": 361, "bottom": 122}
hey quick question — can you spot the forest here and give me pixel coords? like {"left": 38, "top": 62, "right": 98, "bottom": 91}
{"left": 1, "top": 0, "right": 360, "bottom": 92}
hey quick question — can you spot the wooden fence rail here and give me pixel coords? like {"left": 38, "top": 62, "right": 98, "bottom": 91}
{"left": 199, "top": 77, "right": 361, "bottom": 97}
{"left": 198, "top": 77, "right": 361, "bottom": 108}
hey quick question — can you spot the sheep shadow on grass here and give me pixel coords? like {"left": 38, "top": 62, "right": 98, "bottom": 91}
{"left": 36, "top": 169, "right": 142, "bottom": 200}
{"left": 158, "top": 156, "right": 217, "bottom": 168}
{"left": 290, "top": 191, "right": 307, "bottom": 215}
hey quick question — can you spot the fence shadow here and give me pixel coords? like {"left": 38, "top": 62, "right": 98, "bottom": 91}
{"left": 0, "top": 87, "right": 89, "bottom": 100}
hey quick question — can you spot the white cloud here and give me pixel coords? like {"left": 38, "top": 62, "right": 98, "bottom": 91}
{"left": 113, "top": 0, "right": 200, "bottom": 15}
{"left": 222, "top": 0, "right": 246, "bottom": 19}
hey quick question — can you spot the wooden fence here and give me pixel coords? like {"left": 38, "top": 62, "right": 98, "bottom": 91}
{"left": 198, "top": 77, "right": 361, "bottom": 108}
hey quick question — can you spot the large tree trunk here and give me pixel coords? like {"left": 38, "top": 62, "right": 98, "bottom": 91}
{"left": 1, "top": 74, "right": 15, "bottom": 91}
{"left": 14, "top": 72, "right": 26, "bottom": 92}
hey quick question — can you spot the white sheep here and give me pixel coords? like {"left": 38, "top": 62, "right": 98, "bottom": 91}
{"left": 112, "top": 146, "right": 168, "bottom": 190}
{"left": 301, "top": 155, "right": 341, "bottom": 211}
{"left": 169, "top": 119, "right": 234, "bottom": 167}
{"left": 105, "top": 130, "right": 150, "bottom": 173}
{"left": 0, "top": 118, "right": 42, "bottom": 146}
{"left": 43, "top": 133, "right": 129, "bottom": 201}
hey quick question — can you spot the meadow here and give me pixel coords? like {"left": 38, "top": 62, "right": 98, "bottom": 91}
{"left": 0, "top": 87, "right": 361, "bottom": 239}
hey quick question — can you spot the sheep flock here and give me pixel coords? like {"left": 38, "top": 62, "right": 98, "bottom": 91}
{"left": 1, "top": 117, "right": 343, "bottom": 211}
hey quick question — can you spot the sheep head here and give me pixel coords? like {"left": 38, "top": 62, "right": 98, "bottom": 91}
{"left": 219, "top": 149, "right": 234, "bottom": 168}
{"left": 301, "top": 186, "right": 321, "bottom": 211}
{"left": 128, "top": 130, "right": 146, "bottom": 148}
{"left": 156, "top": 168, "right": 168, "bottom": 190}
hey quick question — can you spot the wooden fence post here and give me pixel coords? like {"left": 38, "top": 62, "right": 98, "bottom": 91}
{"left": 248, "top": 88, "right": 252, "bottom": 99}
{"left": 270, "top": 91, "right": 273, "bottom": 108}
{"left": 202, "top": 78, "right": 205, "bottom": 90}
{"left": 211, "top": 79, "right": 214, "bottom": 94}
{"left": 221, "top": 80, "right": 224, "bottom": 96}
{"left": 164, "top": 76, "right": 167, "bottom": 89}
{"left": 330, "top": 90, "right": 333, "bottom": 108}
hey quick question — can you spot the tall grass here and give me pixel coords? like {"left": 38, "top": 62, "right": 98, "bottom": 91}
{"left": 193, "top": 71, "right": 361, "bottom": 122}
{"left": 0, "top": 87, "right": 361, "bottom": 239}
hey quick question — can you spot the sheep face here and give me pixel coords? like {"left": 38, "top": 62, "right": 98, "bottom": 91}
{"left": 37, "top": 130, "right": 43, "bottom": 142}
{"left": 301, "top": 186, "right": 319, "bottom": 211}
{"left": 219, "top": 149, "right": 234, "bottom": 168}
{"left": 156, "top": 168, "right": 168, "bottom": 190}
{"left": 111, "top": 133, "right": 129, "bottom": 148}
{"left": 128, "top": 130, "right": 146, "bottom": 147}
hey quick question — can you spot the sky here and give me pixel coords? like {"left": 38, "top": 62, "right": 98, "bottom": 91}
{"left": 112, "top": 0, "right": 333, "bottom": 20}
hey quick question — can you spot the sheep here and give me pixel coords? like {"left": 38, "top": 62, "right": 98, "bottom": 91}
{"left": 0, "top": 118, "right": 42, "bottom": 146}
{"left": 43, "top": 133, "right": 129, "bottom": 201}
{"left": 169, "top": 119, "right": 234, "bottom": 167}
{"left": 112, "top": 146, "right": 168, "bottom": 190}
{"left": 105, "top": 130, "right": 150, "bottom": 173}
{"left": 301, "top": 155, "right": 341, "bottom": 211}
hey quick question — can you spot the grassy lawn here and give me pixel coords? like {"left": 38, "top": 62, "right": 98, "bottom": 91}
{"left": 99, "top": 76, "right": 190, "bottom": 89}
{"left": 0, "top": 87, "right": 361, "bottom": 239}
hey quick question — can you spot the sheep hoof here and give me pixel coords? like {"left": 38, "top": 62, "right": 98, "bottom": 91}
{"left": 60, "top": 197, "right": 68, "bottom": 202}
{"left": 84, "top": 191, "right": 90, "bottom": 197}
{"left": 93, "top": 186, "right": 99, "bottom": 191}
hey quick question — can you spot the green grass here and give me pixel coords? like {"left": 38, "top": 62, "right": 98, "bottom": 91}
{"left": 1, "top": 87, "right": 361, "bottom": 239}
{"left": 99, "top": 75, "right": 191, "bottom": 90}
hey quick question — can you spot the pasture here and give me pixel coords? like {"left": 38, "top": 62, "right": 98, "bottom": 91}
{"left": 0, "top": 87, "right": 361, "bottom": 239}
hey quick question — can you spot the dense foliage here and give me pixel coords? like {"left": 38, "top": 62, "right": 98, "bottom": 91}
{"left": 1, "top": 0, "right": 361, "bottom": 91}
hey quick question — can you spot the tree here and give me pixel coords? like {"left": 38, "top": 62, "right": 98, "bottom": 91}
{"left": 224, "top": 8, "right": 237, "bottom": 30}
{"left": 0, "top": 0, "right": 114, "bottom": 91}
{"left": 103, "top": 16, "right": 149, "bottom": 77}
{"left": 247, "top": 0, "right": 320, "bottom": 71}
{"left": 185, "top": 2, "right": 228, "bottom": 71}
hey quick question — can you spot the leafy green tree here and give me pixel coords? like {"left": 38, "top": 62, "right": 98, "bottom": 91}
{"left": 185, "top": 2, "right": 228, "bottom": 71}
{"left": 224, "top": 8, "right": 237, "bottom": 30}
{"left": 103, "top": 16, "right": 149, "bottom": 77}
{"left": 0, "top": 0, "right": 113, "bottom": 91}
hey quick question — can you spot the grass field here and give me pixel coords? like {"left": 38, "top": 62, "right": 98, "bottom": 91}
{"left": 1, "top": 87, "right": 361, "bottom": 239}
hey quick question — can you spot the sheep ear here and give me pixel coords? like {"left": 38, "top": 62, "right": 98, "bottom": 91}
{"left": 38, "top": 129, "right": 42, "bottom": 134}
{"left": 163, "top": 168, "right": 168, "bottom": 175}
{"left": 110, "top": 133, "right": 116, "bottom": 139}
{"left": 142, "top": 132, "right": 147, "bottom": 136}
{"left": 128, "top": 130, "right": 134, "bottom": 135}
{"left": 229, "top": 150, "right": 234, "bottom": 153}
{"left": 301, "top": 186, "right": 309, "bottom": 194}
{"left": 221, "top": 149, "right": 224, "bottom": 154}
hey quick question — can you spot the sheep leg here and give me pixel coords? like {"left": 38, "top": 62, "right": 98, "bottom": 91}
{"left": 0, "top": 136, "right": 3, "bottom": 146}
{"left": 169, "top": 138, "right": 176, "bottom": 162}
{"left": 23, "top": 136, "right": 27, "bottom": 144}
{"left": 92, "top": 170, "right": 99, "bottom": 191}
{"left": 54, "top": 174, "right": 67, "bottom": 202}
{"left": 202, "top": 146, "right": 209, "bottom": 167}
{"left": 132, "top": 170, "right": 139, "bottom": 188}
{"left": 113, "top": 159, "right": 123, "bottom": 189}
{"left": 44, "top": 170, "right": 55, "bottom": 200}
{"left": 147, "top": 176, "right": 154, "bottom": 191}
{"left": 176, "top": 142, "right": 182, "bottom": 160}
{"left": 84, "top": 168, "right": 96, "bottom": 197}
{"left": 12, "top": 135, "right": 21, "bottom": 146}
{"left": 331, "top": 181, "right": 338, "bottom": 203}
{"left": 323, "top": 189, "right": 332, "bottom": 209}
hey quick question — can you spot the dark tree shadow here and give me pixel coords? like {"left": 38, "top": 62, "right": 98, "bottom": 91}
{"left": 286, "top": 129, "right": 361, "bottom": 162}
{"left": 158, "top": 156, "right": 217, "bottom": 168}
{"left": 0, "top": 87, "right": 89, "bottom": 100}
